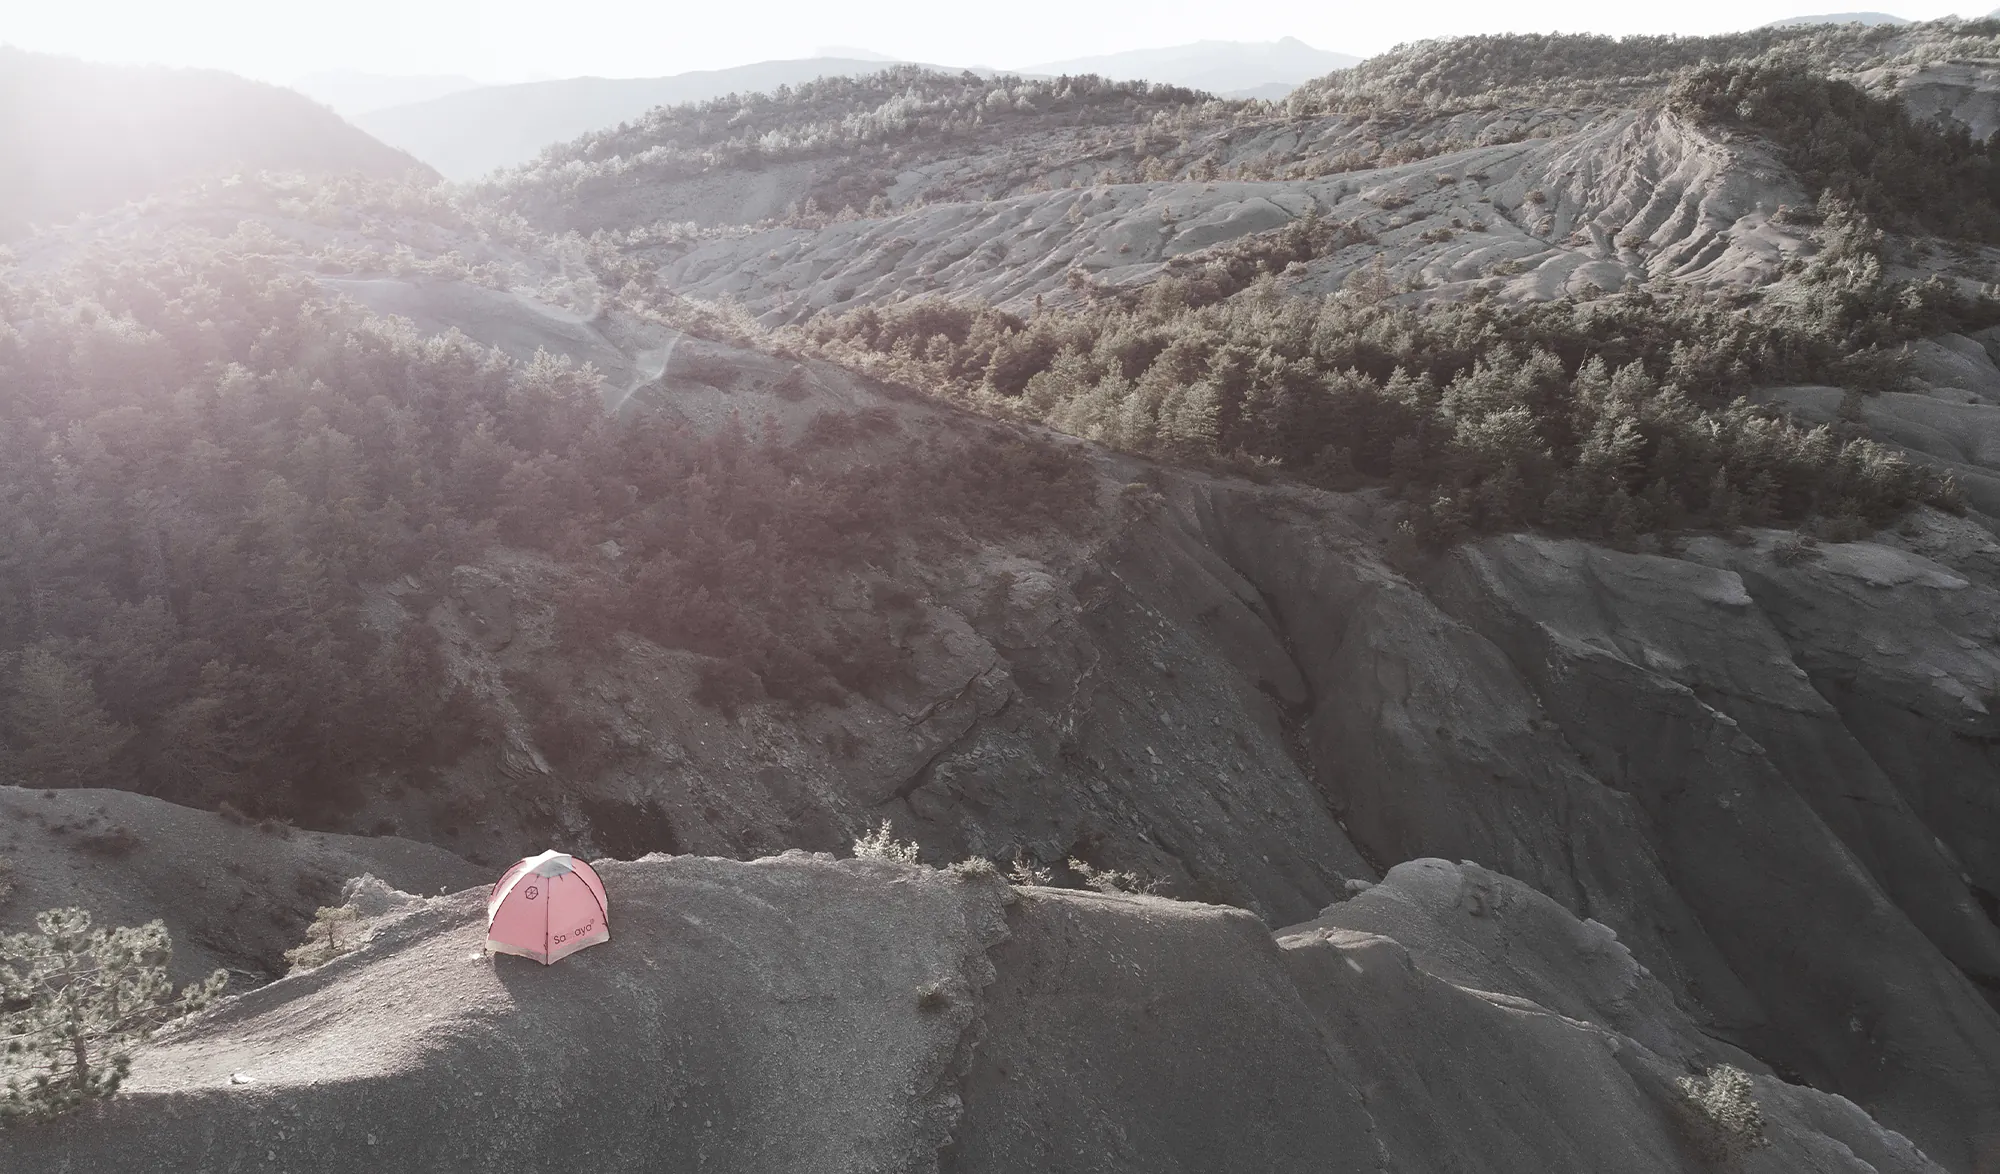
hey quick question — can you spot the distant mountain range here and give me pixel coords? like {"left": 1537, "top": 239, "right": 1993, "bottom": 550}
{"left": 347, "top": 38, "right": 1362, "bottom": 181}
{"left": 291, "top": 70, "right": 489, "bottom": 118}
{"left": 1764, "top": 11, "right": 1914, "bottom": 26}
{"left": 1020, "top": 37, "right": 1360, "bottom": 98}
{"left": 0, "top": 48, "right": 434, "bottom": 238}
{"left": 353, "top": 57, "right": 948, "bottom": 182}
{"left": 813, "top": 46, "right": 900, "bottom": 63}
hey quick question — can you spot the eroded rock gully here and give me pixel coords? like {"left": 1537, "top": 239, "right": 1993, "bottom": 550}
{"left": 1187, "top": 482, "right": 2000, "bottom": 1171}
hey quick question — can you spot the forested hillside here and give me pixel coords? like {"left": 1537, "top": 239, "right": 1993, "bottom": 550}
{"left": 783, "top": 207, "right": 1978, "bottom": 544}
{"left": 1283, "top": 19, "right": 2000, "bottom": 111}
{"left": 0, "top": 216, "right": 1087, "bottom": 821}
{"left": 482, "top": 68, "right": 1231, "bottom": 229}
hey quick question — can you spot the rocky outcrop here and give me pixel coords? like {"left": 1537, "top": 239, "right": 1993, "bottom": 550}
{"left": 1183, "top": 486, "right": 2000, "bottom": 1169}
{"left": 0, "top": 855, "right": 1946, "bottom": 1173}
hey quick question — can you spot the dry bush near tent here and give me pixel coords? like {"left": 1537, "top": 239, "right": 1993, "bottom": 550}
{"left": 946, "top": 857, "right": 999, "bottom": 881}
{"left": 1068, "top": 857, "right": 1161, "bottom": 895}
{"left": 282, "top": 906, "right": 363, "bottom": 975}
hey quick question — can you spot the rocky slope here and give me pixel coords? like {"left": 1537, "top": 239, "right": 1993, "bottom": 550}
{"left": 640, "top": 107, "right": 1807, "bottom": 322}
{"left": 0, "top": 855, "right": 1948, "bottom": 1173}
{"left": 0, "top": 786, "right": 484, "bottom": 984}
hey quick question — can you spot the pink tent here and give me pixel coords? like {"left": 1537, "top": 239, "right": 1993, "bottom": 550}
{"left": 486, "top": 850, "right": 610, "bottom": 965}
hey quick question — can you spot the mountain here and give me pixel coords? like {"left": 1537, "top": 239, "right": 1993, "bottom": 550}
{"left": 814, "top": 45, "right": 901, "bottom": 62}
{"left": 1020, "top": 37, "right": 1360, "bottom": 94}
{"left": 0, "top": 48, "right": 435, "bottom": 238}
{"left": 9, "top": 17, "right": 2000, "bottom": 1170}
{"left": 289, "top": 69, "right": 488, "bottom": 118}
{"left": 1765, "top": 11, "right": 1914, "bottom": 25}
{"left": 356, "top": 57, "right": 950, "bottom": 182}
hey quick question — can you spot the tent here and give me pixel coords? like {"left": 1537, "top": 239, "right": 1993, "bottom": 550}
{"left": 486, "top": 850, "right": 610, "bottom": 964}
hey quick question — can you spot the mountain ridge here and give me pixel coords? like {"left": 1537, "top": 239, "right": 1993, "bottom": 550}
{"left": 0, "top": 48, "right": 434, "bottom": 238}
{"left": 356, "top": 56, "right": 988, "bottom": 181}
{"left": 1020, "top": 36, "right": 1362, "bottom": 94}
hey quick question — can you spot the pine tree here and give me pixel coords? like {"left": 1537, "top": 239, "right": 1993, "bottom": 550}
{"left": 4, "top": 646, "right": 130, "bottom": 789}
{"left": 1, "top": 909, "right": 226, "bottom": 1123}
{"left": 1157, "top": 379, "right": 1221, "bottom": 458}
{"left": 282, "top": 905, "right": 363, "bottom": 975}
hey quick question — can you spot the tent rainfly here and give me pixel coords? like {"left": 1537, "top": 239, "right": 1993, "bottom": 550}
{"left": 486, "top": 850, "right": 610, "bottom": 965}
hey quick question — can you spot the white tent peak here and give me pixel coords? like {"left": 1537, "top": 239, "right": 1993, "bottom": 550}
{"left": 523, "top": 850, "right": 580, "bottom": 878}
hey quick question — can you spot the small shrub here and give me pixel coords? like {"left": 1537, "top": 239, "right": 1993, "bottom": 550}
{"left": 75, "top": 826, "right": 141, "bottom": 858}
{"left": 1007, "top": 853, "right": 1053, "bottom": 886}
{"left": 1068, "top": 857, "right": 1160, "bottom": 895}
{"left": 946, "top": 856, "right": 999, "bottom": 881}
{"left": 853, "top": 820, "right": 921, "bottom": 864}
{"left": 1525, "top": 188, "right": 1548, "bottom": 204}
{"left": 1773, "top": 532, "right": 1820, "bottom": 565}
{"left": 915, "top": 981, "right": 950, "bottom": 1012}
{"left": 1, "top": 909, "right": 226, "bottom": 1123}
{"left": 281, "top": 905, "right": 363, "bottom": 975}
{"left": 1674, "top": 1064, "right": 1770, "bottom": 1162}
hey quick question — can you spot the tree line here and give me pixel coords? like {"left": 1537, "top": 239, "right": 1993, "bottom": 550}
{"left": 0, "top": 237, "right": 1089, "bottom": 819}
{"left": 787, "top": 202, "right": 1980, "bottom": 546}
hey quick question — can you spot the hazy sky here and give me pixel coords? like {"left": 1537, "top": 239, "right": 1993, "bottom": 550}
{"left": 2, "top": 0, "right": 1987, "bottom": 84}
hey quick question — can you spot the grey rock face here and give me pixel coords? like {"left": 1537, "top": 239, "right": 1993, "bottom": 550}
{"left": 1187, "top": 492, "right": 2000, "bottom": 1170}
